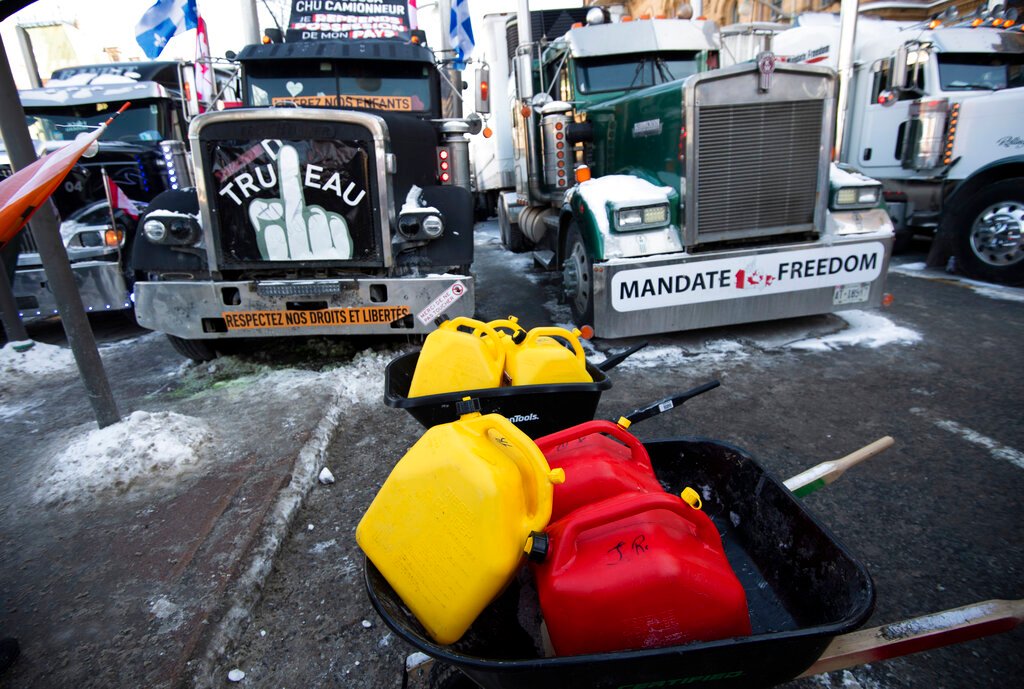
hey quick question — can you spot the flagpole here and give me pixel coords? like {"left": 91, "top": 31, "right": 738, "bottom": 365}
{"left": 101, "top": 166, "right": 119, "bottom": 242}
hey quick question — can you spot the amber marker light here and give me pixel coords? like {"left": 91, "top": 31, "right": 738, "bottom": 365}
{"left": 520, "top": 105, "right": 531, "bottom": 118}
{"left": 104, "top": 229, "right": 124, "bottom": 247}
{"left": 482, "top": 127, "right": 493, "bottom": 138}
{"left": 575, "top": 165, "right": 591, "bottom": 183}
{"left": 579, "top": 325, "right": 594, "bottom": 340}
{"left": 971, "top": 18, "right": 983, "bottom": 27}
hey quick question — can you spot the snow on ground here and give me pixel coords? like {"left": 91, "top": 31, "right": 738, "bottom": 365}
{"left": 786, "top": 310, "right": 921, "bottom": 351}
{"left": 0, "top": 340, "right": 74, "bottom": 376}
{"left": 615, "top": 339, "right": 748, "bottom": 370}
{"left": 0, "top": 333, "right": 164, "bottom": 380}
{"left": 35, "top": 410, "right": 214, "bottom": 506}
{"left": 891, "top": 262, "right": 1024, "bottom": 304}
{"left": 327, "top": 347, "right": 401, "bottom": 404}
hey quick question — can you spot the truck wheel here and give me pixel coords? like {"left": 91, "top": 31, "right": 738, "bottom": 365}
{"left": 951, "top": 178, "right": 1024, "bottom": 286}
{"left": 498, "top": 200, "right": 528, "bottom": 253}
{"left": 562, "top": 222, "right": 595, "bottom": 325}
{"left": 166, "top": 335, "right": 218, "bottom": 363}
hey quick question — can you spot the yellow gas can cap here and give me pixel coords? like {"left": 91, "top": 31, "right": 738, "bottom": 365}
{"left": 681, "top": 486, "right": 703, "bottom": 510}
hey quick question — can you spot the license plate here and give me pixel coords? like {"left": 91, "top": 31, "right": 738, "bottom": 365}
{"left": 833, "top": 282, "right": 871, "bottom": 305}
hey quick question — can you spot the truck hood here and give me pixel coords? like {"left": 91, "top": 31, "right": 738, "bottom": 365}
{"left": 950, "top": 87, "right": 1024, "bottom": 177}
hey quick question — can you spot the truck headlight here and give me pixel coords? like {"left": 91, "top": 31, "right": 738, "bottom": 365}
{"left": 143, "top": 219, "right": 167, "bottom": 242}
{"left": 397, "top": 209, "right": 445, "bottom": 241}
{"left": 614, "top": 203, "right": 670, "bottom": 231}
{"left": 422, "top": 215, "right": 444, "bottom": 238}
{"left": 143, "top": 214, "right": 202, "bottom": 245}
{"left": 832, "top": 185, "right": 881, "bottom": 210}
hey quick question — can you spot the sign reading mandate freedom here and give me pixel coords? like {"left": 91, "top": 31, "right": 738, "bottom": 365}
{"left": 287, "top": 1, "right": 414, "bottom": 40}
{"left": 611, "top": 243, "right": 886, "bottom": 312}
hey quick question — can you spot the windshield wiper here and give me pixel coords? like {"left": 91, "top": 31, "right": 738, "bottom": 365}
{"left": 654, "top": 58, "right": 676, "bottom": 84}
{"left": 627, "top": 57, "right": 648, "bottom": 90}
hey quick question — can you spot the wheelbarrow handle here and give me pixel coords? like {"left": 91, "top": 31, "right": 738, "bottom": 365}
{"left": 596, "top": 341, "right": 649, "bottom": 373}
{"left": 623, "top": 380, "right": 721, "bottom": 425}
{"left": 784, "top": 436, "right": 894, "bottom": 497}
{"left": 799, "top": 598, "right": 1024, "bottom": 678}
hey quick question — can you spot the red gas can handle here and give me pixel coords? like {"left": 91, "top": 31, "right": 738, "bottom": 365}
{"left": 547, "top": 492, "right": 714, "bottom": 574}
{"left": 535, "top": 419, "right": 653, "bottom": 473}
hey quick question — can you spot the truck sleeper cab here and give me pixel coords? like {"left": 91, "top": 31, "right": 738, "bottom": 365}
{"left": 131, "top": 39, "right": 475, "bottom": 360}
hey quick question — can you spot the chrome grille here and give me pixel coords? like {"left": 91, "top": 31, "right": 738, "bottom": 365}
{"left": 695, "top": 99, "right": 823, "bottom": 238}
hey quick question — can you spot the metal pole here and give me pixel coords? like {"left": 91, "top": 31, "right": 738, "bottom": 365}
{"left": 240, "top": 0, "right": 261, "bottom": 46}
{"left": 15, "top": 26, "right": 41, "bottom": 88}
{"left": 834, "top": 0, "right": 859, "bottom": 160}
{"left": 0, "top": 33, "right": 120, "bottom": 428}
{"left": 438, "top": 0, "right": 463, "bottom": 118}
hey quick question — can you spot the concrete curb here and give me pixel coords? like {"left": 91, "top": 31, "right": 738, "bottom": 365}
{"left": 185, "top": 375, "right": 351, "bottom": 688}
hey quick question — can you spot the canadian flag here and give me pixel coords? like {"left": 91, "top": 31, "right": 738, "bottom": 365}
{"left": 104, "top": 172, "right": 140, "bottom": 220}
{"left": 195, "top": 13, "right": 214, "bottom": 111}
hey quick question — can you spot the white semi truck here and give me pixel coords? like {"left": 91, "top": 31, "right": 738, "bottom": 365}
{"left": 766, "top": 12, "right": 1024, "bottom": 285}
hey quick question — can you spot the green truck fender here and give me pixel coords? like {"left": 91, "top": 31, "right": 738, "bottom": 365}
{"left": 560, "top": 173, "right": 681, "bottom": 263}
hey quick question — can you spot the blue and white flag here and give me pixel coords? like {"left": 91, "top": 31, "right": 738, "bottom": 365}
{"left": 135, "top": 0, "right": 199, "bottom": 59}
{"left": 449, "top": 0, "right": 474, "bottom": 70}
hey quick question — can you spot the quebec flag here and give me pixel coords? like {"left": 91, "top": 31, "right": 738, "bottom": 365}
{"left": 449, "top": 0, "right": 474, "bottom": 70}
{"left": 135, "top": 0, "right": 199, "bottom": 59}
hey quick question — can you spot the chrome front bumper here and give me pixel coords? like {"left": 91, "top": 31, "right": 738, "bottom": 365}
{"left": 133, "top": 274, "right": 475, "bottom": 339}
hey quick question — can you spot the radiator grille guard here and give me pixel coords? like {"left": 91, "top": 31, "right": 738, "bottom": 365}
{"left": 686, "top": 65, "right": 833, "bottom": 247}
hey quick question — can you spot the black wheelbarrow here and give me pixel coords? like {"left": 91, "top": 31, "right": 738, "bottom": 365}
{"left": 383, "top": 342, "right": 646, "bottom": 438}
{"left": 365, "top": 436, "right": 876, "bottom": 689}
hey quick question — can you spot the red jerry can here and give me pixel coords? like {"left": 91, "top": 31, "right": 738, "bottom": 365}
{"left": 535, "top": 418, "right": 663, "bottom": 522}
{"left": 532, "top": 491, "right": 752, "bottom": 656}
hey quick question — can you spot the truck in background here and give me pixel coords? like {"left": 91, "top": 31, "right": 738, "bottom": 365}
{"left": 469, "top": 7, "right": 589, "bottom": 221}
{"left": 756, "top": 11, "right": 1024, "bottom": 285}
{"left": 131, "top": 33, "right": 480, "bottom": 361}
{"left": 482, "top": 8, "right": 893, "bottom": 338}
{"left": 6, "top": 61, "right": 224, "bottom": 321}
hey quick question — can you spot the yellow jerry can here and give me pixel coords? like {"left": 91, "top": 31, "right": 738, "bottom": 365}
{"left": 356, "top": 402, "right": 565, "bottom": 645}
{"left": 487, "top": 315, "right": 528, "bottom": 358}
{"left": 504, "top": 326, "right": 593, "bottom": 386}
{"left": 408, "top": 317, "right": 505, "bottom": 397}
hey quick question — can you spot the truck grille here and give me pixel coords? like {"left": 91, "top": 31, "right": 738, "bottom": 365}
{"left": 695, "top": 99, "right": 823, "bottom": 238}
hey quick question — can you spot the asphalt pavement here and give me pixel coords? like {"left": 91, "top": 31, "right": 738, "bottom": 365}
{"left": 0, "top": 225, "right": 1021, "bottom": 689}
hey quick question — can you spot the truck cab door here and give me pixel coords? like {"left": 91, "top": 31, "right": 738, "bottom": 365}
{"left": 856, "top": 51, "right": 929, "bottom": 175}
{"left": 855, "top": 57, "right": 914, "bottom": 173}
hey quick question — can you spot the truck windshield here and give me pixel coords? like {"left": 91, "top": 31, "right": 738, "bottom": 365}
{"left": 937, "top": 52, "right": 1024, "bottom": 91}
{"left": 246, "top": 59, "right": 432, "bottom": 113}
{"left": 576, "top": 52, "right": 700, "bottom": 94}
{"left": 24, "top": 100, "right": 167, "bottom": 144}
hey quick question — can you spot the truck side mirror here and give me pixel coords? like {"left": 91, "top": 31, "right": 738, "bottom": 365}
{"left": 476, "top": 64, "right": 491, "bottom": 115}
{"left": 892, "top": 45, "right": 909, "bottom": 91}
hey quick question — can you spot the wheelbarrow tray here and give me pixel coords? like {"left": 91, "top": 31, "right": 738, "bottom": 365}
{"left": 365, "top": 437, "right": 875, "bottom": 689}
{"left": 383, "top": 351, "right": 612, "bottom": 438}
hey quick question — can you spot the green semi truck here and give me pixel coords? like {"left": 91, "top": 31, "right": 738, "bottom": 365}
{"left": 490, "top": 8, "right": 894, "bottom": 338}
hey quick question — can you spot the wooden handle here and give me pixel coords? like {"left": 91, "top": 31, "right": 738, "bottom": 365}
{"left": 785, "top": 436, "right": 894, "bottom": 497}
{"left": 800, "top": 599, "right": 1024, "bottom": 677}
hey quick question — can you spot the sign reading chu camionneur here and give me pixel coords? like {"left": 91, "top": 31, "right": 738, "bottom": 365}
{"left": 611, "top": 243, "right": 886, "bottom": 312}
{"left": 287, "top": 1, "right": 415, "bottom": 40}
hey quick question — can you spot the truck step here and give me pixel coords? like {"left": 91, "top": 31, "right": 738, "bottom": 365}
{"left": 533, "top": 250, "right": 557, "bottom": 271}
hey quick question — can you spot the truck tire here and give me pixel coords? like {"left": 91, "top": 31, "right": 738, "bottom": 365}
{"left": 498, "top": 199, "right": 528, "bottom": 253}
{"left": 562, "top": 222, "right": 595, "bottom": 325}
{"left": 166, "top": 335, "right": 218, "bottom": 363}
{"left": 950, "top": 178, "right": 1024, "bottom": 286}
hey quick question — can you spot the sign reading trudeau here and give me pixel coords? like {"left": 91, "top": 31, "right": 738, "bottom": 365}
{"left": 611, "top": 243, "right": 886, "bottom": 312}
